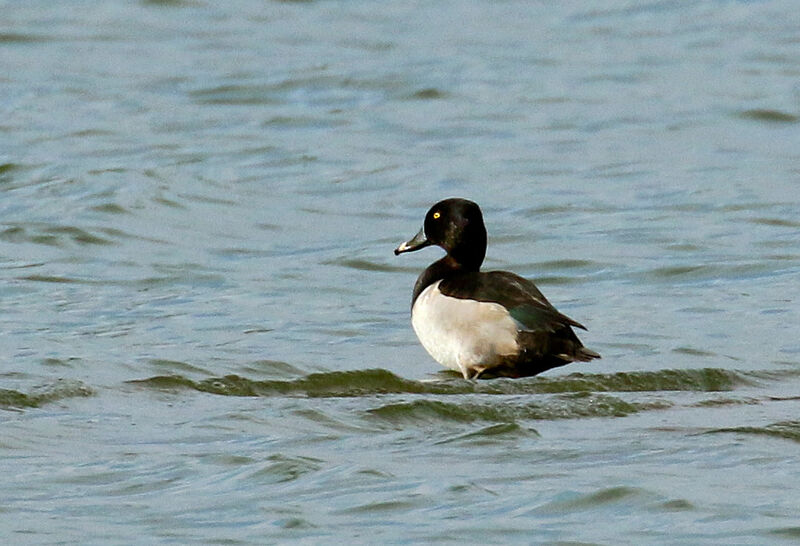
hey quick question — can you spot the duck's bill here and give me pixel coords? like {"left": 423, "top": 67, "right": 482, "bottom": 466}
{"left": 394, "top": 226, "right": 430, "bottom": 255}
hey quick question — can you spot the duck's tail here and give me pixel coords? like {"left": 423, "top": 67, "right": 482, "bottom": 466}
{"left": 574, "top": 346, "right": 601, "bottom": 362}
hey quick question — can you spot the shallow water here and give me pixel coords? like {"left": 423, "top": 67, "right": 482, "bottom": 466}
{"left": 2, "top": 0, "right": 800, "bottom": 543}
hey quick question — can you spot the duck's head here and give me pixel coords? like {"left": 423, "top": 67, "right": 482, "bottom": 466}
{"left": 394, "top": 198, "right": 487, "bottom": 268}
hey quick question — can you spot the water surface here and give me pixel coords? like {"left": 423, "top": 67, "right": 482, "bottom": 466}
{"left": 2, "top": 0, "right": 800, "bottom": 543}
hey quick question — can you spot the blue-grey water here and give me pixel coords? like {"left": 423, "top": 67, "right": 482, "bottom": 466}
{"left": 3, "top": 1, "right": 800, "bottom": 543}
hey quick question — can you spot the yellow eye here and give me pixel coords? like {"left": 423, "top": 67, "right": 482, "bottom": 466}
{"left": 433, "top": 211, "right": 441, "bottom": 219}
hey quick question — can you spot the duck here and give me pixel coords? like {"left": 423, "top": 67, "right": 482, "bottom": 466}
{"left": 394, "top": 198, "right": 599, "bottom": 379}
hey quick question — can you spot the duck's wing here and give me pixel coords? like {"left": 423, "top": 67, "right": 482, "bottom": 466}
{"left": 438, "top": 271, "right": 587, "bottom": 333}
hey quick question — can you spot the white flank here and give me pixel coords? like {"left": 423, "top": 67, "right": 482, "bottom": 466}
{"left": 411, "top": 280, "right": 519, "bottom": 378}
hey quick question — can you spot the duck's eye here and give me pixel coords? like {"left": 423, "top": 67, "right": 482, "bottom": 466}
{"left": 433, "top": 211, "right": 441, "bottom": 219}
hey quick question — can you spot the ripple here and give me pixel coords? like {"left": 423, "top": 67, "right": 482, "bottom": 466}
{"left": 540, "top": 486, "right": 650, "bottom": 512}
{"left": 636, "top": 261, "right": 782, "bottom": 283}
{"left": 0, "top": 380, "right": 94, "bottom": 409}
{"left": 745, "top": 216, "right": 800, "bottom": 228}
{"left": 0, "top": 33, "right": 46, "bottom": 43}
{"left": 672, "top": 346, "right": 718, "bottom": 358}
{"left": 146, "top": 359, "right": 214, "bottom": 376}
{"left": 705, "top": 421, "right": 800, "bottom": 443}
{"left": 738, "top": 109, "right": 798, "bottom": 123}
{"left": 262, "top": 115, "right": 348, "bottom": 129}
{"left": 90, "top": 203, "right": 131, "bottom": 215}
{"left": 19, "top": 274, "right": 84, "bottom": 284}
{"left": 691, "top": 396, "right": 761, "bottom": 407}
{"left": 326, "top": 258, "right": 404, "bottom": 272}
{"left": 249, "top": 454, "right": 324, "bottom": 484}
{"left": 0, "top": 162, "right": 24, "bottom": 183}
{"left": 141, "top": 0, "right": 196, "bottom": 6}
{"left": 189, "top": 74, "right": 396, "bottom": 107}
{"left": 406, "top": 88, "right": 447, "bottom": 100}
{"left": 0, "top": 223, "right": 115, "bottom": 247}
{"left": 189, "top": 84, "right": 284, "bottom": 105}
{"left": 654, "top": 499, "right": 696, "bottom": 512}
{"left": 770, "top": 527, "right": 800, "bottom": 539}
{"left": 434, "top": 423, "right": 539, "bottom": 445}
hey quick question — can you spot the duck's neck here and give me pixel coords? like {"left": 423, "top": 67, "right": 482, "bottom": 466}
{"left": 411, "top": 252, "right": 482, "bottom": 305}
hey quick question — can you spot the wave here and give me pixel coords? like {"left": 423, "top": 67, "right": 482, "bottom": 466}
{"left": 127, "top": 366, "right": 780, "bottom": 399}
{"left": 0, "top": 380, "right": 94, "bottom": 409}
{"left": 705, "top": 420, "right": 800, "bottom": 443}
{"left": 366, "top": 395, "right": 670, "bottom": 424}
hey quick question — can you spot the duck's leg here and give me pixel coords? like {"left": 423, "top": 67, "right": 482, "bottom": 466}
{"left": 459, "top": 357, "right": 487, "bottom": 380}
{"left": 460, "top": 366, "right": 482, "bottom": 380}
{"left": 468, "top": 365, "right": 490, "bottom": 380}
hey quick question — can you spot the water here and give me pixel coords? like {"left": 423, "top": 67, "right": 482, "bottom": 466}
{"left": 2, "top": 0, "right": 800, "bottom": 543}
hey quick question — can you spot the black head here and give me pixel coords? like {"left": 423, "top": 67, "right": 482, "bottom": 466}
{"left": 394, "top": 198, "right": 487, "bottom": 270}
